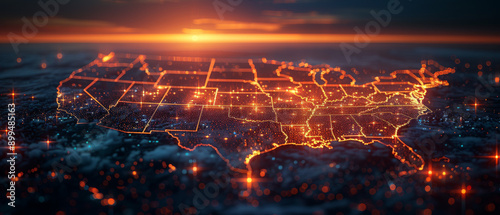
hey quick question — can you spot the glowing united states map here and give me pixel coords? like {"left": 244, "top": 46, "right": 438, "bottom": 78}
{"left": 57, "top": 53, "right": 454, "bottom": 173}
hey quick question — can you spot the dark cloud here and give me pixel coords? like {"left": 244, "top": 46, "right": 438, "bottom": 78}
{"left": 1, "top": 0, "right": 499, "bottom": 36}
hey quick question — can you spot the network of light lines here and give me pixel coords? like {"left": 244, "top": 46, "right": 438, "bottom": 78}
{"left": 57, "top": 53, "right": 455, "bottom": 180}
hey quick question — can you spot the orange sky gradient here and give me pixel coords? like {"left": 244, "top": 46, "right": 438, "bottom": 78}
{"left": 2, "top": 0, "right": 500, "bottom": 44}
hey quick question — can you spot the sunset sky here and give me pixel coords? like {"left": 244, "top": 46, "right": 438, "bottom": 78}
{"left": 1, "top": 0, "right": 500, "bottom": 43}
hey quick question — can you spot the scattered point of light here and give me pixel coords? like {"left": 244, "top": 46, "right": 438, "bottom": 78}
{"left": 132, "top": 171, "right": 137, "bottom": 176}
{"left": 247, "top": 177, "right": 252, "bottom": 183}
{"left": 442, "top": 171, "right": 446, "bottom": 176}
{"left": 107, "top": 198, "right": 115, "bottom": 205}
{"left": 193, "top": 166, "right": 197, "bottom": 172}
{"left": 428, "top": 170, "right": 432, "bottom": 175}
{"left": 390, "top": 184, "right": 396, "bottom": 190}
{"left": 358, "top": 203, "right": 366, "bottom": 212}
{"left": 16, "top": 58, "right": 22, "bottom": 63}
{"left": 57, "top": 53, "right": 63, "bottom": 59}
{"left": 94, "top": 193, "right": 103, "bottom": 200}
{"left": 41, "top": 63, "right": 47, "bottom": 69}
{"left": 168, "top": 164, "right": 176, "bottom": 172}
{"left": 461, "top": 189, "right": 466, "bottom": 194}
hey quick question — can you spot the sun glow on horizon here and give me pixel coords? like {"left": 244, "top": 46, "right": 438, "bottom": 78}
{"left": 3, "top": 34, "right": 500, "bottom": 44}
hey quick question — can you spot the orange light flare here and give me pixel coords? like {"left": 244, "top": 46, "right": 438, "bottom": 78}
{"left": 41, "top": 62, "right": 47, "bottom": 69}
{"left": 496, "top": 143, "right": 499, "bottom": 167}
{"left": 102, "top": 52, "right": 115, "bottom": 62}
{"left": 234, "top": 174, "right": 261, "bottom": 195}
{"left": 192, "top": 165, "right": 199, "bottom": 176}
{"left": 476, "top": 150, "right": 499, "bottom": 166}
{"left": 470, "top": 98, "right": 479, "bottom": 114}
{"left": 454, "top": 185, "right": 472, "bottom": 198}
{"left": 244, "top": 176, "right": 253, "bottom": 196}
{"left": 10, "top": 89, "right": 19, "bottom": 100}
{"left": 462, "top": 185, "right": 471, "bottom": 195}
{"left": 45, "top": 137, "right": 54, "bottom": 149}
{"left": 57, "top": 53, "right": 63, "bottom": 60}
{"left": 1, "top": 145, "right": 25, "bottom": 152}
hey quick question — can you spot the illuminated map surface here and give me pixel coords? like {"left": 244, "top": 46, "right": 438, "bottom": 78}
{"left": 57, "top": 53, "right": 455, "bottom": 172}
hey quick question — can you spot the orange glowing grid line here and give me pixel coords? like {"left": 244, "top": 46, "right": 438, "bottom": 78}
{"left": 57, "top": 54, "right": 455, "bottom": 184}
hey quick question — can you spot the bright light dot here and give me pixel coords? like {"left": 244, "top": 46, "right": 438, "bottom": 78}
{"left": 428, "top": 170, "right": 432, "bottom": 175}
{"left": 461, "top": 189, "right": 466, "bottom": 194}
{"left": 192, "top": 35, "right": 199, "bottom": 41}
{"left": 495, "top": 155, "right": 499, "bottom": 159}
{"left": 102, "top": 52, "right": 114, "bottom": 62}
{"left": 247, "top": 177, "right": 252, "bottom": 183}
{"left": 57, "top": 53, "right": 63, "bottom": 59}
{"left": 193, "top": 166, "right": 197, "bottom": 172}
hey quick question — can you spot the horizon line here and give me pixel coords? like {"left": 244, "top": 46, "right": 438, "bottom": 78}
{"left": 2, "top": 34, "right": 500, "bottom": 44}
